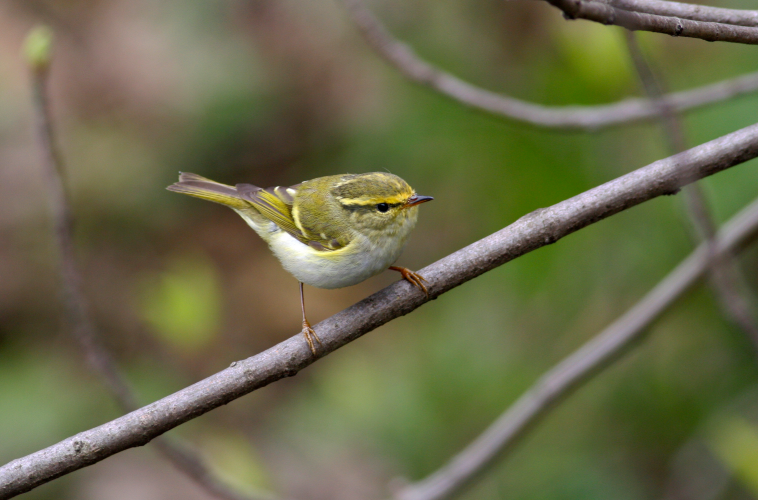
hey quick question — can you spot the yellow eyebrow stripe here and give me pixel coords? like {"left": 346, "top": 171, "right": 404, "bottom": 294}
{"left": 338, "top": 194, "right": 408, "bottom": 206}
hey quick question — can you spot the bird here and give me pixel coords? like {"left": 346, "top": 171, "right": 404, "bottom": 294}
{"left": 167, "top": 171, "right": 433, "bottom": 354}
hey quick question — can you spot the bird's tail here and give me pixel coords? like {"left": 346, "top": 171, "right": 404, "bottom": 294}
{"left": 167, "top": 172, "right": 251, "bottom": 209}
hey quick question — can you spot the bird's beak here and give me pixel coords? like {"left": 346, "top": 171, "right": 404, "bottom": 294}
{"left": 404, "top": 194, "right": 434, "bottom": 208}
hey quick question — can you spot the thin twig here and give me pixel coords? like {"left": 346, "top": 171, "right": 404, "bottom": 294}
{"left": 624, "top": 33, "right": 687, "bottom": 152}
{"left": 26, "top": 28, "right": 281, "bottom": 500}
{"left": 625, "top": 32, "right": 758, "bottom": 350}
{"left": 29, "top": 32, "right": 139, "bottom": 412}
{"left": 392, "top": 196, "right": 758, "bottom": 500}
{"left": 607, "top": 0, "right": 758, "bottom": 28}
{"left": 4, "top": 116, "right": 758, "bottom": 498}
{"left": 340, "top": 0, "right": 758, "bottom": 130}
{"left": 545, "top": 0, "right": 758, "bottom": 44}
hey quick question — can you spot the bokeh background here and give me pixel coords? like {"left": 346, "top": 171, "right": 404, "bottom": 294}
{"left": 3, "top": 0, "right": 758, "bottom": 499}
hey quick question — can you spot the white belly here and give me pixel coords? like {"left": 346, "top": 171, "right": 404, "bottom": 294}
{"left": 269, "top": 230, "right": 404, "bottom": 289}
{"left": 236, "top": 211, "right": 407, "bottom": 289}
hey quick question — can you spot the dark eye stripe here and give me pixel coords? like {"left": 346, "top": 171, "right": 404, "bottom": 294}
{"left": 340, "top": 201, "right": 402, "bottom": 212}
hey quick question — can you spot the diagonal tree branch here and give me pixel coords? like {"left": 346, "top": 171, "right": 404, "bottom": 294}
{"left": 24, "top": 27, "right": 280, "bottom": 500}
{"left": 607, "top": 0, "right": 758, "bottom": 28}
{"left": 393, "top": 36, "right": 758, "bottom": 500}
{"left": 544, "top": 0, "right": 758, "bottom": 44}
{"left": 392, "top": 195, "right": 758, "bottom": 500}
{"left": 624, "top": 32, "right": 758, "bottom": 350}
{"left": 340, "top": 0, "right": 758, "bottom": 130}
{"left": 4, "top": 114, "right": 758, "bottom": 498}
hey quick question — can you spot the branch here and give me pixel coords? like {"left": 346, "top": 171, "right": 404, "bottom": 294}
{"left": 545, "top": 0, "right": 758, "bottom": 44}
{"left": 684, "top": 185, "right": 758, "bottom": 348}
{"left": 23, "top": 27, "right": 280, "bottom": 500}
{"left": 27, "top": 26, "right": 140, "bottom": 413}
{"left": 393, "top": 195, "right": 758, "bottom": 500}
{"left": 623, "top": 32, "right": 687, "bottom": 153}
{"left": 607, "top": 0, "right": 758, "bottom": 27}
{"left": 340, "top": 0, "right": 758, "bottom": 130}
{"left": 4, "top": 116, "right": 758, "bottom": 498}
{"left": 625, "top": 32, "right": 758, "bottom": 350}
{"left": 385, "top": 39, "right": 758, "bottom": 500}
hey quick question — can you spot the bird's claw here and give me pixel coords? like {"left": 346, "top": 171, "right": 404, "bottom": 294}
{"left": 390, "top": 266, "right": 429, "bottom": 298}
{"left": 302, "top": 320, "right": 322, "bottom": 355}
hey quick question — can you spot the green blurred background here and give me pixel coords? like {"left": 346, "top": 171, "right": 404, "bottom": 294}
{"left": 2, "top": 0, "right": 758, "bottom": 499}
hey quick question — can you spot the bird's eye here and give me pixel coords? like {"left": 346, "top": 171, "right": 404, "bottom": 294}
{"left": 376, "top": 203, "right": 389, "bottom": 213}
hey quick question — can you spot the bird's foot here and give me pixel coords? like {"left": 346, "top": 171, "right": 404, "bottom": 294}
{"left": 389, "top": 266, "right": 429, "bottom": 298}
{"left": 302, "top": 320, "right": 322, "bottom": 355}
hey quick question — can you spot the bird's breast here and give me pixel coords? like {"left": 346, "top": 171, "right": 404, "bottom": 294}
{"left": 268, "top": 231, "right": 408, "bottom": 289}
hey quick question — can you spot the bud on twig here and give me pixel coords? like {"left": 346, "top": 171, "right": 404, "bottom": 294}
{"left": 23, "top": 26, "right": 53, "bottom": 73}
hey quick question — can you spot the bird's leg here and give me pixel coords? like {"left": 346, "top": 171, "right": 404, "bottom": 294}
{"left": 389, "top": 266, "right": 429, "bottom": 297}
{"left": 300, "top": 282, "right": 322, "bottom": 355}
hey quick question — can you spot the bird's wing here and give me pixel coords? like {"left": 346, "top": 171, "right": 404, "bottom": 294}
{"left": 236, "top": 183, "right": 345, "bottom": 252}
{"left": 236, "top": 183, "right": 301, "bottom": 237}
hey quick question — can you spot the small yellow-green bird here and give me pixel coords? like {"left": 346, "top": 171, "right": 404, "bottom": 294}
{"left": 167, "top": 172, "right": 433, "bottom": 354}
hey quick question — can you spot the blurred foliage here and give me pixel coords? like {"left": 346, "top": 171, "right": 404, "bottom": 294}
{"left": 2, "top": 0, "right": 758, "bottom": 499}
{"left": 136, "top": 253, "right": 222, "bottom": 352}
{"left": 201, "top": 430, "right": 273, "bottom": 495}
{"left": 709, "top": 414, "right": 758, "bottom": 496}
